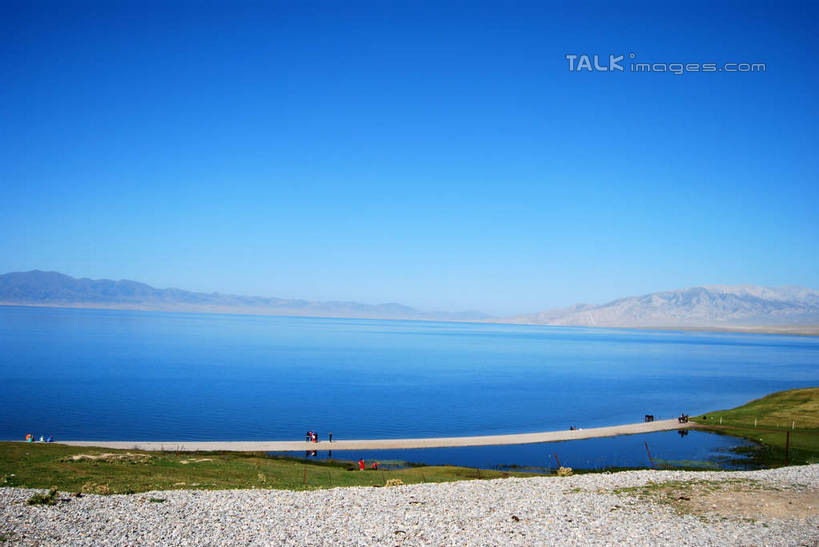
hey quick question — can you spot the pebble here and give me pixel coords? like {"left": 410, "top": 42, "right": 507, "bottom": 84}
{"left": 1, "top": 465, "right": 817, "bottom": 545}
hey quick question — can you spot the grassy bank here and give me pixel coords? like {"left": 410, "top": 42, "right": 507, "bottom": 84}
{"left": 693, "top": 387, "right": 819, "bottom": 466}
{"left": 0, "top": 442, "right": 529, "bottom": 494}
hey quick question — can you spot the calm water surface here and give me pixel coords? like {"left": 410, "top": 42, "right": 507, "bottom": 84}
{"left": 279, "top": 430, "right": 757, "bottom": 471}
{"left": 1, "top": 307, "right": 817, "bottom": 458}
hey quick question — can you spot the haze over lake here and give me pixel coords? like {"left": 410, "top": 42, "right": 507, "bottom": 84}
{"left": 1, "top": 306, "right": 817, "bottom": 443}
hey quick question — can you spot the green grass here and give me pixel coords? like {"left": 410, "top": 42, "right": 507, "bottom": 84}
{"left": 696, "top": 387, "right": 819, "bottom": 429}
{"left": 0, "top": 442, "right": 529, "bottom": 494}
{"left": 693, "top": 387, "right": 819, "bottom": 466}
{"left": 26, "top": 487, "right": 59, "bottom": 506}
{"left": 651, "top": 459, "right": 720, "bottom": 470}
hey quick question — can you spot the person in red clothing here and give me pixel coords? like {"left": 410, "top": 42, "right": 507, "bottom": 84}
{"left": 359, "top": 458, "right": 365, "bottom": 471}
{"left": 371, "top": 462, "right": 379, "bottom": 470}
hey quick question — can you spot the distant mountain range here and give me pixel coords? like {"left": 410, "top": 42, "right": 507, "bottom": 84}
{"left": 0, "top": 271, "right": 490, "bottom": 321}
{"left": 504, "top": 285, "right": 819, "bottom": 330}
{"left": 2, "top": 271, "right": 818, "bottom": 332}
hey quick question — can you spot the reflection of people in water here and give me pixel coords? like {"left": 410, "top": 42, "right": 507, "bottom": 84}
{"left": 678, "top": 429, "right": 688, "bottom": 438}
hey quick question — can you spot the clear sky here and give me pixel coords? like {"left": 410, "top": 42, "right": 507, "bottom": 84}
{"left": 1, "top": 1, "right": 817, "bottom": 315}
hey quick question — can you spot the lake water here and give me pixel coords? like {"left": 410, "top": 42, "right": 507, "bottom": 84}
{"left": 1, "top": 306, "right": 817, "bottom": 467}
{"left": 276, "top": 430, "right": 756, "bottom": 471}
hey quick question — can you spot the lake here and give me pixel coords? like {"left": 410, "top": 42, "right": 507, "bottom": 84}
{"left": 275, "top": 429, "right": 756, "bottom": 471}
{"left": 1, "top": 306, "right": 816, "bottom": 467}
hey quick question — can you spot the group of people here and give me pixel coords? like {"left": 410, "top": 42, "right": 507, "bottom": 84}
{"left": 305, "top": 431, "right": 333, "bottom": 443}
{"left": 358, "top": 458, "right": 379, "bottom": 470}
{"left": 25, "top": 433, "right": 53, "bottom": 443}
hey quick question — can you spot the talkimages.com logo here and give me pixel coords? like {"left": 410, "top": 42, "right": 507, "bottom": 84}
{"left": 565, "top": 53, "right": 766, "bottom": 75}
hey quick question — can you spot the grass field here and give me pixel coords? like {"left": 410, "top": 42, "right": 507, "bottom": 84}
{"left": 693, "top": 387, "right": 819, "bottom": 466}
{"left": 0, "top": 443, "right": 529, "bottom": 494}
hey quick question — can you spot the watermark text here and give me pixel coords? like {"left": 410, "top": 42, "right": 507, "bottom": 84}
{"left": 565, "top": 53, "right": 766, "bottom": 75}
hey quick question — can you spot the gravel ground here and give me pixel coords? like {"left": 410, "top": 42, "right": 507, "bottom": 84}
{"left": 1, "top": 465, "right": 817, "bottom": 546}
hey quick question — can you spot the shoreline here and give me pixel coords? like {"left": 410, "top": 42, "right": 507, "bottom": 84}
{"left": 53, "top": 419, "right": 692, "bottom": 452}
{"left": 487, "top": 321, "right": 819, "bottom": 337}
{"left": 4, "top": 302, "right": 818, "bottom": 336}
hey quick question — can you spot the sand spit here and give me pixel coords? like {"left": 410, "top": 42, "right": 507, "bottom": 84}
{"left": 56, "top": 419, "right": 692, "bottom": 452}
{"left": 2, "top": 465, "right": 817, "bottom": 546}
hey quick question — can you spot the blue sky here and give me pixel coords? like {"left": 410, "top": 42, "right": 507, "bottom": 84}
{"left": 1, "top": 1, "right": 817, "bottom": 315}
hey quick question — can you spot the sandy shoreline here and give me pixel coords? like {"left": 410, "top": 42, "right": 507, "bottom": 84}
{"left": 53, "top": 419, "right": 692, "bottom": 452}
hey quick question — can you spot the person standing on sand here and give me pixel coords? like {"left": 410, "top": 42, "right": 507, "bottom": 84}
{"left": 329, "top": 432, "right": 333, "bottom": 443}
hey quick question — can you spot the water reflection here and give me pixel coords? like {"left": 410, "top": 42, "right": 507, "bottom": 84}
{"left": 275, "top": 430, "right": 756, "bottom": 472}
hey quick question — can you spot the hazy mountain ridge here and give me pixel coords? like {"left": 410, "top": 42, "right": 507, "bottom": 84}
{"left": 0, "top": 271, "right": 490, "bottom": 321}
{"left": 506, "top": 285, "right": 819, "bottom": 327}
{"left": 4, "top": 271, "right": 818, "bottom": 329}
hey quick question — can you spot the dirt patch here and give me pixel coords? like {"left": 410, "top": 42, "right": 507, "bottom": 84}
{"left": 688, "top": 486, "right": 818, "bottom": 520}
{"left": 65, "top": 453, "right": 151, "bottom": 463}
{"left": 616, "top": 479, "right": 819, "bottom": 521}
{"left": 179, "top": 458, "right": 213, "bottom": 464}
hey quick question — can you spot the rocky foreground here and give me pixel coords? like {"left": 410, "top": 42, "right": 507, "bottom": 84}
{"left": 1, "top": 465, "right": 817, "bottom": 546}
